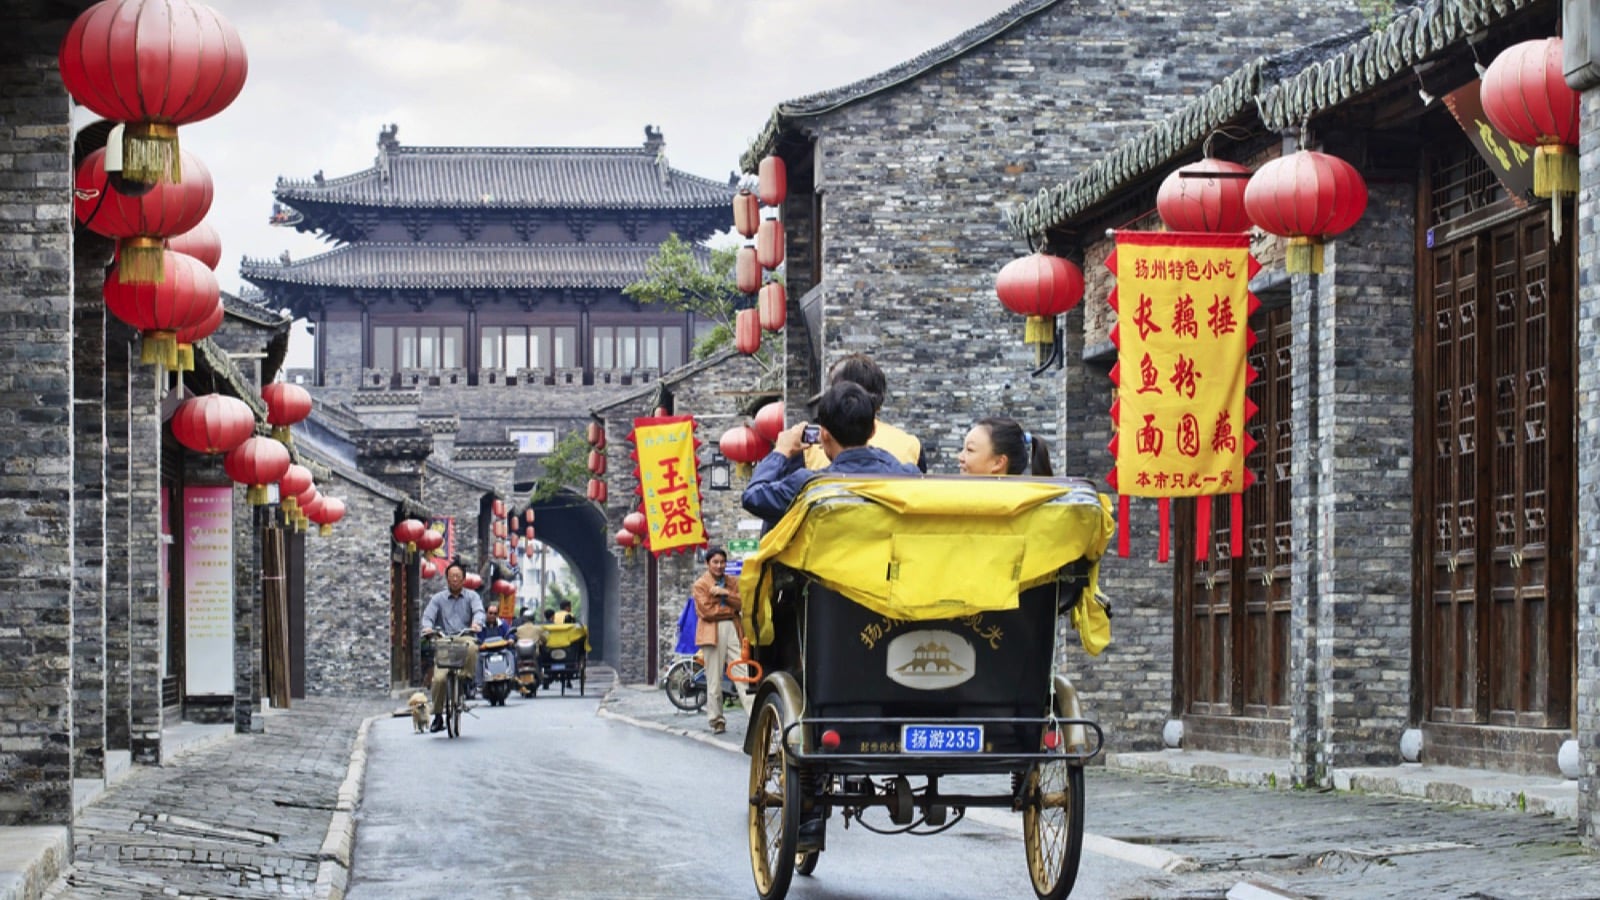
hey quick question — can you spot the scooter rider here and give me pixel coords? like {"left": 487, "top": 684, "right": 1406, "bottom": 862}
{"left": 420, "top": 561, "right": 484, "bottom": 732}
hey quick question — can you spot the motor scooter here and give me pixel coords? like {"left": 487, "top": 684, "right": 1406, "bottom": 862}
{"left": 514, "top": 622, "right": 543, "bottom": 697}
{"left": 477, "top": 635, "right": 518, "bottom": 706}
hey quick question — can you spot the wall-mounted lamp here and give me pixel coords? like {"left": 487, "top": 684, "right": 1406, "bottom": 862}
{"left": 707, "top": 452, "right": 732, "bottom": 491}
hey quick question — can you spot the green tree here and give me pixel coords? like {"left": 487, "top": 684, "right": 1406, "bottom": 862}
{"left": 527, "top": 430, "right": 590, "bottom": 504}
{"left": 624, "top": 233, "right": 783, "bottom": 387}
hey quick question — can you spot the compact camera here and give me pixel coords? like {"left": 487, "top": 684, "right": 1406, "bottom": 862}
{"left": 801, "top": 425, "right": 821, "bottom": 445}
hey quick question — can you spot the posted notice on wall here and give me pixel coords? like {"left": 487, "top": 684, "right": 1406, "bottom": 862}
{"left": 183, "top": 485, "right": 234, "bottom": 696}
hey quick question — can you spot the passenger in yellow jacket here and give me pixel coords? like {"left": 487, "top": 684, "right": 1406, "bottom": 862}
{"left": 801, "top": 352, "right": 925, "bottom": 472}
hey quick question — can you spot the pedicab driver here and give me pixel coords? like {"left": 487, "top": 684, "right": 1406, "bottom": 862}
{"left": 420, "top": 561, "right": 484, "bottom": 733}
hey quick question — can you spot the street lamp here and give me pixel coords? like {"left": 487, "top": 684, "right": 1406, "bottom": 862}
{"left": 707, "top": 451, "right": 732, "bottom": 491}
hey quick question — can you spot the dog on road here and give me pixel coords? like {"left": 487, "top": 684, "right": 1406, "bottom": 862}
{"left": 407, "top": 691, "right": 430, "bottom": 733}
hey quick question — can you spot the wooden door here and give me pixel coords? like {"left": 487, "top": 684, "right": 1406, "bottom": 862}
{"left": 1178, "top": 303, "right": 1293, "bottom": 721}
{"left": 1421, "top": 211, "right": 1572, "bottom": 736}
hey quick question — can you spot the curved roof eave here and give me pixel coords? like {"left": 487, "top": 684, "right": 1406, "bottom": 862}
{"left": 1007, "top": 0, "right": 1540, "bottom": 240}
{"left": 739, "top": 0, "right": 1062, "bottom": 172}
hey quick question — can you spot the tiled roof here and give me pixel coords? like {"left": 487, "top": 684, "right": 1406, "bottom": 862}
{"left": 1007, "top": 0, "right": 1534, "bottom": 238}
{"left": 741, "top": 0, "right": 1060, "bottom": 171}
{"left": 240, "top": 242, "right": 705, "bottom": 291}
{"left": 276, "top": 146, "right": 734, "bottom": 210}
{"left": 221, "top": 288, "right": 289, "bottom": 327}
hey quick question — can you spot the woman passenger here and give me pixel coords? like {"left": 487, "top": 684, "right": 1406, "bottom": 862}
{"left": 956, "top": 416, "right": 1053, "bottom": 476}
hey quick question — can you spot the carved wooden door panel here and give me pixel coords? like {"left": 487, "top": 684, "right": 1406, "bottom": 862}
{"left": 1422, "top": 211, "right": 1572, "bottom": 731}
{"left": 1179, "top": 304, "right": 1292, "bottom": 719}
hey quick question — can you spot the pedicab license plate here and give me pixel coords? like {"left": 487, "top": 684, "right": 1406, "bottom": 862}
{"left": 901, "top": 725, "right": 983, "bottom": 753}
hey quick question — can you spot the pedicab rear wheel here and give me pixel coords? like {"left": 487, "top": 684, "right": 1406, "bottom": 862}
{"left": 748, "top": 693, "right": 798, "bottom": 900}
{"left": 1021, "top": 752, "right": 1085, "bottom": 900}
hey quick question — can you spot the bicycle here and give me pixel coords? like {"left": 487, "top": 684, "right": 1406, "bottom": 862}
{"left": 425, "top": 631, "right": 476, "bottom": 738}
{"left": 663, "top": 653, "right": 735, "bottom": 712}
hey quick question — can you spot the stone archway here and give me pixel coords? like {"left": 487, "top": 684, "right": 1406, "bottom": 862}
{"left": 525, "top": 489, "right": 617, "bottom": 666}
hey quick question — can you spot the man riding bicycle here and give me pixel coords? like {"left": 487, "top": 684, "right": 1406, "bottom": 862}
{"left": 420, "top": 561, "right": 484, "bottom": 732}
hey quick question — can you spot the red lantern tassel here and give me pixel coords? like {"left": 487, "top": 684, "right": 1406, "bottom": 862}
{"left": 175, "top": 343, "right": 195, "bottom": 372}
{"left": 1195, "top": 497, "right": 1211, "bottom": 562}
{"left": 122, "top": 121, "right": 181, "bottom": 186}
{"left": 1117, "top": 494, "right": 1131, "bottom": 558}
{"left": 319, "top": 524, "right": 333, "bottom": 537}
{"left": 1230, "top": 492, "right": 1245, "bottom": 558}
{"left": 1157, "top": 497, "right": 1170, "bottom": 563}
{"left": 247, "top": 484, "right": 268, "bottom": 506}
{"left": 117, "top": 236, "right": 167, "bottom": 285}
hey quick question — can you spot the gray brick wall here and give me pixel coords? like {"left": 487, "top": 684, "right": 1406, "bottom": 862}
{"left": 1287, "top": 181, "right": 1416, "bottom": 785}
{"left": 1574, "top": 84, "right": 1600, "bottom": 848}
{"left": 302, "top": 472, "right": 399, "bottom": 696}
{"left": 0, "top": 9, "right": 77, "bottom": 825}
{"left": 128, "top": 364, "right": 163, "bottom": 764}
{"left": 72, "top": 236, "right": 111, "bottom": 777}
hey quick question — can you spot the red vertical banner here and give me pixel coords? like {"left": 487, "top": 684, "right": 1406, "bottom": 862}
{"left": 1107, "top": 231, "right": 1259, "bottom": 557}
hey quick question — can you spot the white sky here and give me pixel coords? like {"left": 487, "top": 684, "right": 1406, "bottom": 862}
{"left": 89, "top": 0, "right": 1025, "bottom": 365}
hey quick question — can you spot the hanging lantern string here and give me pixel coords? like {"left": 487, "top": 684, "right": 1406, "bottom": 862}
{"left": 1199, "top": 126, "right": 1253, "bottom": 160}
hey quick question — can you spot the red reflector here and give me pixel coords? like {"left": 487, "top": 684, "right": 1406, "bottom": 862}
{"left": 1042, "top": 729, "right": 1061, "bottom": 750}
{"left": 821, "top": 729, "right": 841, "bottom": 750}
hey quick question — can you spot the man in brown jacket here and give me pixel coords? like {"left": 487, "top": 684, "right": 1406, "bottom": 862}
{"left": 692, "top": 546, "right": 744, "bottom": 734}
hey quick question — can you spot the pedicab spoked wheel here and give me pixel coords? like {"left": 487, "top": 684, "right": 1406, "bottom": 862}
{"left": 748, "top": 693, "right": 799, "bottom": 900}
{"left": 1021, "top": 750, "right": 1085, "bottom": 900}
{"left": 795, "top": 849, "right": 818, "bottom": 876}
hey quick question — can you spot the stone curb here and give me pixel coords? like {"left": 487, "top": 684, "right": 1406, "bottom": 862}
{"left": 0, "top": 827, "right": 69, "bottom": 900}
{"left": 314, "top": 713, "right": 381, "bottom": 900}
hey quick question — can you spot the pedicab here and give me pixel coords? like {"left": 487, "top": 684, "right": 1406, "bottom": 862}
{"left": 536, "top": 621, "right": 590, "bottom": 696}
{"left": 735, "top": 474, "right": 1116, "bottom": 900}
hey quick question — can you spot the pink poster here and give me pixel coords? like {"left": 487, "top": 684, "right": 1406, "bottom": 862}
{"left": 183, "top": 485, "right": 234, "bottom": 696}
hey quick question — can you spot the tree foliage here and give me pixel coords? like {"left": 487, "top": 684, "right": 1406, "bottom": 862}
{"left": 527, "top": 430, "right": 591, "bottom": 505}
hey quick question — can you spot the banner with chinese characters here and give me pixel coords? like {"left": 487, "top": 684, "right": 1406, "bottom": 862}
{"left": 628, "top": 415, "right": 708, "bottom": 557}
{"left": 1108, "top": 231, "right": 1259, "bottom": 559}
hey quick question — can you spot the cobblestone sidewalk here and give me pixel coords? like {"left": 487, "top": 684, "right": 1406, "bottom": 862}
{"left": 42, "top": 697, "right": 392, "bottom": 900}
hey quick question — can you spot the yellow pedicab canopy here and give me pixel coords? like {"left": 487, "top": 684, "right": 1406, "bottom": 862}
{"left": 543, "top": 622, "right": 590, "bottom": 652}
{"left": 738, "top": 475, "right": 1116, "bottom": 648}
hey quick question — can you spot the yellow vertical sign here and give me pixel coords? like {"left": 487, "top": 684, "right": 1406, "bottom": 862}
{"left": 1110, "top": 231, "right": 1258, "bottom": 497}
{"left": 630, "top": 415, "right": 708, "bottom": 556}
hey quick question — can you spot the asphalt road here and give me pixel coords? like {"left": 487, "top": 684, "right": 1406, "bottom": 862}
{"left": 347, "top": 677, "right": 1156, "bottom": 900}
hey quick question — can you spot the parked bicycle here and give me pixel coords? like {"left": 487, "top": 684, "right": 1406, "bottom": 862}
{"left": 662, "top": 653, "right": 736, "bottom": 712}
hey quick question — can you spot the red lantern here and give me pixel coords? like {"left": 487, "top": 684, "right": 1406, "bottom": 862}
{"left": 103, "top": 250, "right": 219, "bottom": 371}
{"left": 994, "top": 253, "right": 1084, "bottom": 348}
{"left": 653, "top": 406, "right": 670, "bottom": 417}
{"left": 170, "top": 393, "right": 253, "bottom": 455}
{"left": 753, "top": 401, "right": 785, "bottom": 444}
{"left": 75, "top": 147, "right": 213, "bottom": 284}
{"left": 292, "top": 484, "right": 318, "bottom": 529}
{"left": 623, "top": 511, "right": 648, "bottom": 537}
{"left": 223, "top": 436, "right": 290, "bottom": 506}
{"left": 719, "top": 424, "right": 771, "bottom": 477}
{"left": 736, "top": 245, "right": 761, "bottom": 294}
{"left": 58, "top": 0, "right": 248, "bottom": 185}
{"left": 299, "top": 493, "right": 325, "bottom": 533}
{"left": 261, "top": 382, "right": 312, "bottom": 443}
{"left": 1242, "top": 150, "right": 1367, "bottom": 275}
{"left": 492, "top": 579, "right": 514, "bottom": 596}
{"left": 586, "top": 421, "right": 604, "bottom": 447}
{"left": 278, "top": 464, "right": 312, "bottom": 514}
{"left": 309, "top": 496, "right": 345, "bottom": 537}
{"left": 587, "top": 450, "right": 607, "bottom": 475}
{"left": 417, "top": 528, "right": 444, "bottom": 554}
{"left": 758, "top": 155, "right": 787, "bottom": 207}
{"left": 736, "top": 308, "right": 761, "bottom": 355}
{"left": 758, "top": 282, "right": 786, "bottom": 332}
{"left": 1156, "top": 159, "right": 1252, "bottom": 233}
{"left": 166, "top": 221, "right": 221, "bottom": 269}
{"left": 1481, "top": 37, "right": 1580, "bottom": 201}
{"left": 525, "top": 525, "right": 535, "bottom": 541}
{"left": 393, "top": 518, "right": 426, "bottom": 553}
{"left": 492, "top": 521, "right": 507, "bottom": 539}
{"left": 587, "top": 479, "right": 608, "bottom": 504}
{"left": 492, "top": 498, "right": 506, "bottom": 518}
{"left": 524, "top": 509, "right": 536, "bottom": 524}
{"left": 616, "top": 529, "right": 637, "bottom": 553}
{"left": 756, "top": 218, "right": 785, "bottom": 270}
{"left": 493, "top": 542, "right": 508, "bottom": 560}
{"left": 173, "top": 300, "right": 224, "bottom": 372}
{"left": 420, "top": 559, "right": 438, "bottom": 579}
{"left": 463, "top": 572, "right": 484, "bottom": 591}
{"left": 733, "top": 189, "right": 759, "bottom": 238}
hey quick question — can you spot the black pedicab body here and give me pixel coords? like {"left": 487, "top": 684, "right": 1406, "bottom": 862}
{"left": 738, "top": 475, "right": 1114, "bottom": 900}
{"left": 535, "top": 622, "right": 589, "bottom": 696}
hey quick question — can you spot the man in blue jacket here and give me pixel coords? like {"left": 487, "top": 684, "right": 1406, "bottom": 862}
{"left": 742, "top": 381, "right": 920, "bottom": 526}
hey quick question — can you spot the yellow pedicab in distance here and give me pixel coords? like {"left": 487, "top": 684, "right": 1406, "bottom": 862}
{"left": 737, "top": 474, "right": 1116, "bottom": 900}
{"left": 535, "top": 622, "right": 591, "bottom": 696}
